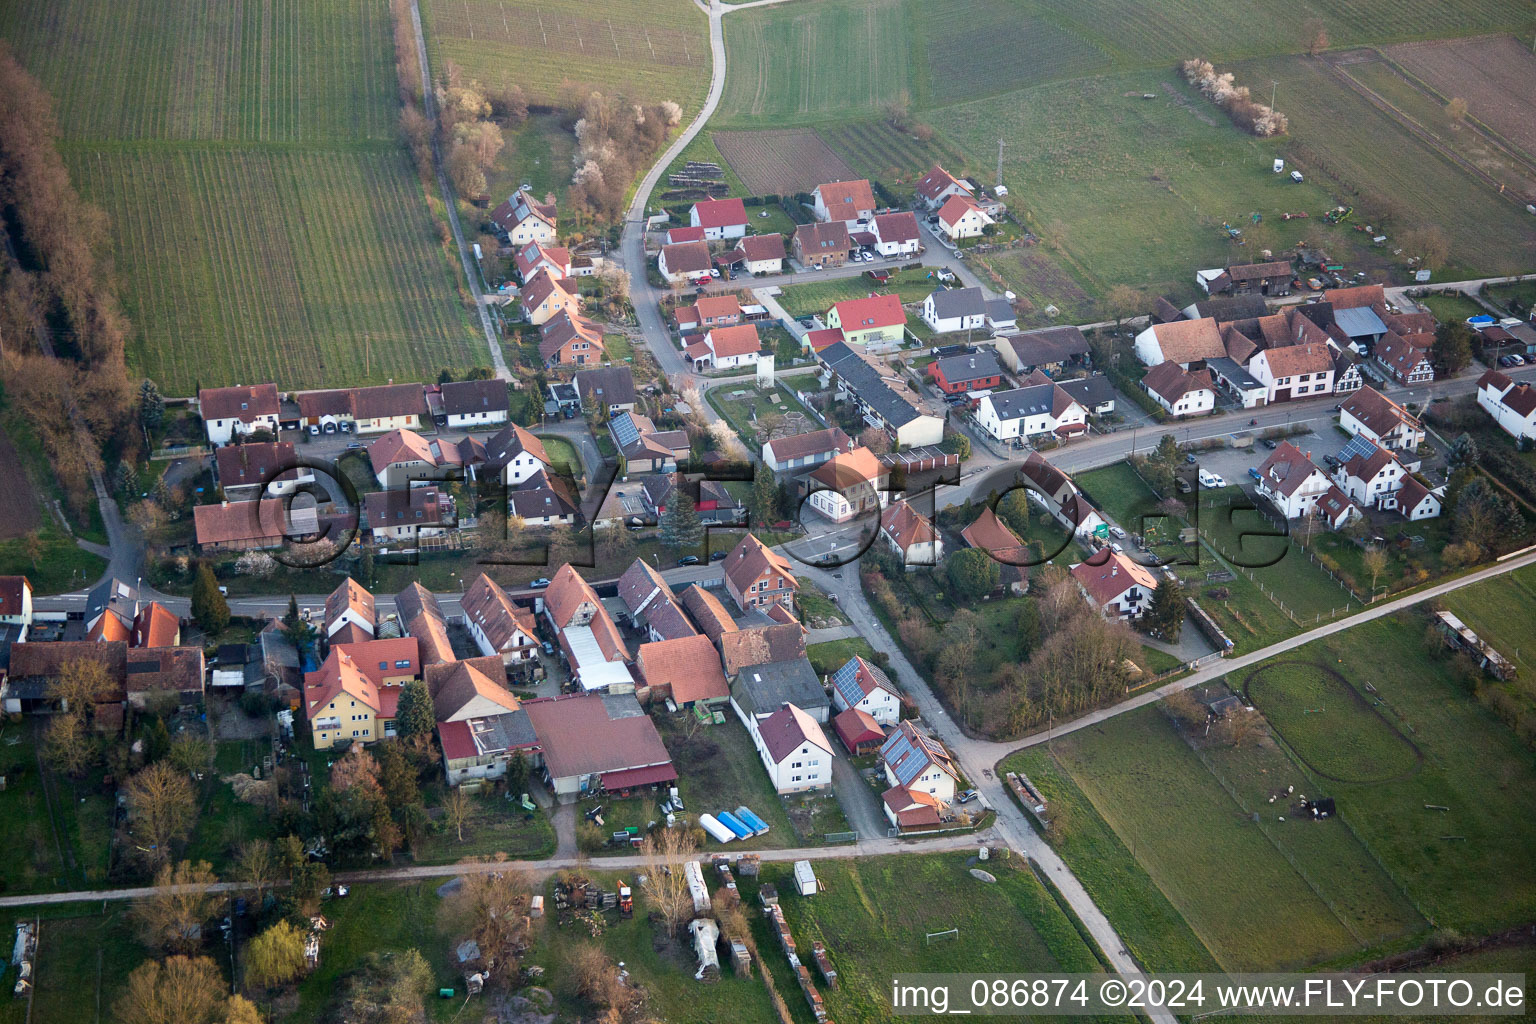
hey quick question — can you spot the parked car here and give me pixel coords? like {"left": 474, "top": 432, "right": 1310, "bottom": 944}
{"left": 541, "top": 641, "right": 554, "bottom": 655}
{"left": 677, "top": 555, "right": 700, "bottom": 566}
{"left": 529, "top": 577, "right": 551, "bottom": 589}
{"left": 957, "top": 789, "right": 979, "bottom": 804}
{"left": 308, "top": 425, "right": 320, "bottom": 436}
{"left": 345, "top": 442, "right": 363, "bottom": 451}
{"left": 1262, "top": 438, "right": 1278, "bottom": 449}
{"left": 1248, "top": 466, "right": 1262, "bottom": 481}
{"left": 710, "top": 550, "right": 728, "bottom": 561}
{"left": 1185, "top": 453, "right": 1197, "bottom": 464}
{"left": 1108, "top": 525, "right": 1126, "bottom": 539}
{"left": 1198, "top": 469, "right": 1226, "bottom": 488}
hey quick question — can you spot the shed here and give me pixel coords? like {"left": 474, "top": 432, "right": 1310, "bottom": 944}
{"left": 793, "top": 860, "right": 818, "bottom": 897}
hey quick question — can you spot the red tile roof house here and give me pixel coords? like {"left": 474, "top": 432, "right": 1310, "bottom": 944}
{"left": 739, "top": 233, "right": 785, "bottom": 275}
{"left": 1254, "top": 441, "right": 1332, "bottom": 519}
{"left": 684, "top": 323, "right": 762, "bottom": 370}
{"left": 1339, "top": 386, "right": 1425, "bottom": 455}
{"left": 513, "top": 240, "right": 571, "bottom": 282}
{"left": 928, "top": 350, "right": 1007, "bottom": 395}
{"left": 658, "top": 239, "right": 713, "bottom": 284}
{"left": 1331, "top": 443, "right": 1412, "bottom": 513}
{"left": 880, "top": 720, "right": 959, "bottom": 827}
{"left": 936, "top": 194, "right": 993, "bottom": 240}
{"left": 193, "top": 497, "right": 328, "bottom": 552}
{"left": 490, "top": 187, "right": 556, "bottom": 246}
{"left": 520, "top": 267, "right": 582, "bottom": 326}
{"left": 829, "top": 655, "right": 902, "bottom": 725}
{"left": 609, "top": 411, "right": 690, "bottom": 474}
{"left": 792, "top": 221, "right": 851, "bottom": 269}
{"left": 812, "top": 179, "right": 877, "bottom": 226}
{"left": 723, "top": 533, "right": 798, "bottom": 613}
{"left": 1477, "top": 369, "right": 1536, "bottom": 442}
{"left": 215, "top": 441, "right": 311, "bottom": 500}
{"left": 320, "top": 581, "right": 377, "bottom": 640}
{"left": 824, "top": 293, "right": 906, "bottom": 351}
{"left": 689, "top": 197, "right": 749, "bottom": 240}
{"left": 349, "top": 383, "right": 429, "bottom": 435}
{"left": 1070, "top": 550, "right": 1159, "bottom": 620}
{"left": 365, "top": 486, "right": 455, "bottom": 548}
{"left": 1247, "top": 342, "right": 1335, "bottom": 403}
{"left": 521, "top": 692, "right": 675, "bottom": 802}
{"left": 880, "top": 499, "right": 942, "bottom": 568}
{"left": 636, "top": 634, "right": 730, "bottom": 708}
{"left": 542, "top": 564, "right": 635, "bottom": 693}
{"left": 461, "top": 572, "right": 540, "bottom": 665}
{"left": 915, "top": 164, "right": 973, "bottom": 209}
{"left": 761, "top": 426, "right": 853, "bottom": 473}
{"left": 198, "top": 383, "right": 280, "bottom": 446}
{"left": 538, "top": 310, "right": 606, "bottom": 366}
{"left": 751, "top": 702, "right": 834, "bottom": 794}
{"left": 961, "top": 507, "right": 1026, "bottom": 565}
{"left": 806, "top": 447, "right": 889, "bottom": 524}
{"left": 1373, "top": 330, "right": 1435, "bottom": 385}
{"left": 872, "top": 211, "right": 922, "bottom": 258}
{"left": 1141, "top": 361, "right": 1216, "bottom": 418}
{"left": 674, "top": 293, "right": 743, "bottom": 334}
{"left": 665, "top": 225, "right": 707, "bottom": 246}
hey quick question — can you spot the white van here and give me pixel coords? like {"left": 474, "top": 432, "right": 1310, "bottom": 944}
{"left": 1198, "top": 468, "right": 1226, "bottom": 488}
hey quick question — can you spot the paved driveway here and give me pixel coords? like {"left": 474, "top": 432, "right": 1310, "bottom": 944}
{"left": 829, "top": 749, "right": 888, "bottom": 840}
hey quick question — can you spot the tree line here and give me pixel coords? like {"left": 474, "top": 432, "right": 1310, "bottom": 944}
{"left": 0, "top": 45, "right": 133, "bottom": 517}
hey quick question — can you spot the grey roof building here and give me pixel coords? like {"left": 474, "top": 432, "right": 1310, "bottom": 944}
{"left": 729, "top": 657, "right": 829, "bottom": 723}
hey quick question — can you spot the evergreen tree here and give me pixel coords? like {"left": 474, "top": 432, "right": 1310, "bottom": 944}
{"left": 660, "top": 492, "right": 704, "bottom": 550}
{"left": 751, "top": 468, "right": 778, "bottom": 528}
{"left": 1449, "top": 432, "right": 1480, "bottom": 469}
{"left": 945, "top": 548, "right": 999, "bottom": 602}
{"left": 1145, "top": 578, "right": 1186, "bottom": 641}
{"left": 997, "top": 488, "right": 1033, "bottom": 537}
{"left": 1431, "top": 321, "right": 1473, "bottom": 376}
{"left": 138, "top": 379, "right": 164, "bottom": 434}
{"left": 280, "top": 594, "right": 314, "bottom": 658}
{"left": 394, "top": 681, "right": 434, "bottom": 740}
{"left": 507, "top": 750, "right": 530, "bottom": 792}
{"left": 191, "top": 564, "right": 230, "bottom": 635}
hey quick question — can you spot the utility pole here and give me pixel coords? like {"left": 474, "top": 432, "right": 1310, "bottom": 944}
{"left": 1271, "top": 80, "right": 1278, "bottom": 109}
{"left": 365, "top": 331, "right": 371, "bottom": 378}
{"left": 995, "top": 137, "right": 1006, "bottom": 188}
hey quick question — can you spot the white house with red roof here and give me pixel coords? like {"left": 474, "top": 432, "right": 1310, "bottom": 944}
{"left": 513, "top": 241, "right": 570, "bottom": 282}
{"left": 1070, "top": 550, "right": 1158, "bottom": 620}
{"left": 1339, "top": 386, "right": 1425, "bottom": 454}
{"left": 936, "top": 194, "right": 993, "bottom": 240}
{"left": 871, "top": 211, "right": 921, "bottom": 258}
{"left": 657, "top": 239, "right": 712, "bottom": 284}
{"left": 812, "top": 179, "right": 876, "bottom": 226}
{"left": 1255, "top": 442, "right": 1332, "bottom": 519}
{"left": 1142, "top": 362, "right": 1216, "bottom": 418}
{"left": 825, "top": 293, "right": 906, "bottom": 351}
{"left": 750, "top": 703, "right": 833, "bottom": 794}
{"left": 664, "top": 225, "right": 706, "bottom": 246}
{"left": 689, "top": 198, "right": 748, "bottom": 240}
{"left": 684, "top": 323, "right": 762, "bottom": 370}
{"left": 829, "top": 655, "right": 901, "bottom": 724}
{"left": 490, "top": 187, "right": 556, "bottom": 246}
{"left": 1477, "top": 369, "right": 1536, "bottom": 441}
{"left": 880, "top": 500, "right": 942, "bottom": 568}
{"left": 198, "top": 384, "right": 280, "bottom": 446}
{"left": 739, "top": 233, "right": 785, "bottom": 274}
{"left": 914, "top": 165, "right": 973, "bottom": 210}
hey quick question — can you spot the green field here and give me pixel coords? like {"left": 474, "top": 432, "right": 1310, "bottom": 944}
{"left": 717, "top": 0, "right": 916, "bottom": 127}
{"left": 0, "top": 0, "right": 480, "bottom": 397}
{"left": 1244, "top": 662, "right": 1421, "bottom": 782}
{"left": 816, "top": 119, "right": 957, "bottom": 185}
{"left": 1442, "top": 564, "right": 1536, "bottom": 678}
{"left": 753, "top": 854, "right": 1115, "bottom": 1023}
{"left": 775, "top": 267, "right": 937, "bottom": 317}
{"left": 422, "top": 0, "right": 711, "bottom": 111}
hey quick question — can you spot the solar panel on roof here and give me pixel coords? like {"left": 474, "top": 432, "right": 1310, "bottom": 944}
{"left": 611, "top": 413, "right": 641, "bottom": 448}
{"left": 1335, "top": 433, "right": 1379, "bottom": 464}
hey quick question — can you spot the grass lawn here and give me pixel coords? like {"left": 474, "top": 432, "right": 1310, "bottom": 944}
{"left": 0, "top": 730, "right": 73, "bottom": 894}
{"left": 483, "top": 113, "right": 578, "bottom": 216}
{"left": 806, "top": 637, "right": 880, "bottom": 677}
{"left": 1040, "top": 706, "right": 1411, "bottom": 970}
{"left": 1418, "top": 292, "right": 1493, "bottom": 325}
{"left": 1239, "top": 612, "right": 1536, "bottom": 935}
{"left": 1300, "top": 514, "right": 1454, "bottom": 600}
{"left": 6, "top": 905, "right": 145, "bottom": 1024}
{"left": 706, "top": 381, "right": 824, "bottom": 449}
{"left": 775, "top": 267, "right": 937, "bottom": 317}
{"left": 1243, "top": 662, "right": 1422, "bottom": 783}
{"left": 411, "top": 787, "right": 557, "bottom": 863}
{"left": 746, "top": 853, "right": 1119, "bottom": 1023}
{"left": 1002, "top": 747, "right": 1223, "bottom": 973}
{"left": 1484, "top": 280, "right": 1536, "bottom": 314}
{"left": 654, "top": 714, "right": 805, "bottom": 848}
{"left": 182, "top": 740, "right": 279, "bottom": 873}
{"left": 1442, "top": 564, "right": 1536, "bottom": 678}
{"left": 533, "top": 435, "right": 584, "bottom": 478}
{"left": 795, "top": 576, "right": 849, "bottom": 626}
{"left": 602, "top": 334, "right": 635, "bottom": 365}
{"left": 0, "top": 526, "right": 106, "bottom": 596}
{"left": 1075, "top": 461, "right": 1161, "bottom": 531}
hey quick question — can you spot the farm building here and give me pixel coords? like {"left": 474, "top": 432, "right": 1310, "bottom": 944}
{"left": 1200, "top": 260, "right": 1293, "bottom": 297}
{"left": 1433, "top": 611, "right": 1516, "bottom": 680}
{"left": 993, "top": 326, "right": 1091, "bottom": 375}
{"left": 1374, "top": 331, "right": 1435, "bottom": 385}
{"left": 1134, "top": 318, "right": 1225, "bottom": 367}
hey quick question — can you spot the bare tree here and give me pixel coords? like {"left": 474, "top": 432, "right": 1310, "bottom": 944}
{"left": 1362, "top": 545, "right": 1388, "bottom": 595}
{"left": 115, "top": 955, "right": 229, "bottom": 1024}
{"left": 124, "top": 762, "right": 197, "bottom": 867}
{"left": 234, "top": 839, "right": 277, "bottom": 906}
{"left": 42, "top": 712, "right": 94, "bottom": 776}
{"left": 637, "top": 827, "right": 698, "bottom": 936}
{"left": 440, "top": 855, "right": 533, "bottom": 984}
{"left": 50, "top": 657, "right": 113, "bottom": 718}
{"left": 444, "top": 786, "right": 471, "bottom": 843}
{"left": 1163, "top": 689, "right": 1207, "bottom": 730}
{"left": 130, "top": 860, "right": 220, "bottom": 953}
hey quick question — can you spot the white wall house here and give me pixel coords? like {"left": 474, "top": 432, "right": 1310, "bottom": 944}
{"left": 1141, "top": 362, "right": 1215, "bottom": 418}
{"left": 1248, "top": 344, "right": 1335, "bottom": 403}
{"left": 921, "top": 287, "right": 987, "bottom": 333}
{"left": 1477, "top": 370, "right": 1536, "bottom": 442}
{"left": 1339, "top": 387, "right": 1426, "bottom": 453}
{"left": 750, "top": 704, "right": 834, "bottom": 795}
{"left": 976, "top": 385, "right": 1086, "bottom": 441}
{"left": 829, "top": 656, "right": 901, "bottom": 725}
{"left": 1254, "top": 442, "right": 1333, "bottom": 518}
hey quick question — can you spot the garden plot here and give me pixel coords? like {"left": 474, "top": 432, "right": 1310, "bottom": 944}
{"left": 713, "top": 129, "right": 855, "bottom": 195}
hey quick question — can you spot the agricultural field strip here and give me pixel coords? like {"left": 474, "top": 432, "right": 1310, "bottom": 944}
{"left": 1384, "top": 35, "right": 1536, "bottom": 163}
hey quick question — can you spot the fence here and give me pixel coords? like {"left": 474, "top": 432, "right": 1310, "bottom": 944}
{"left": 822, "top": 830, "right": 858, "bottom": 844}
{"left": 151, "top": 444, "right": 210, "bottom": 461}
